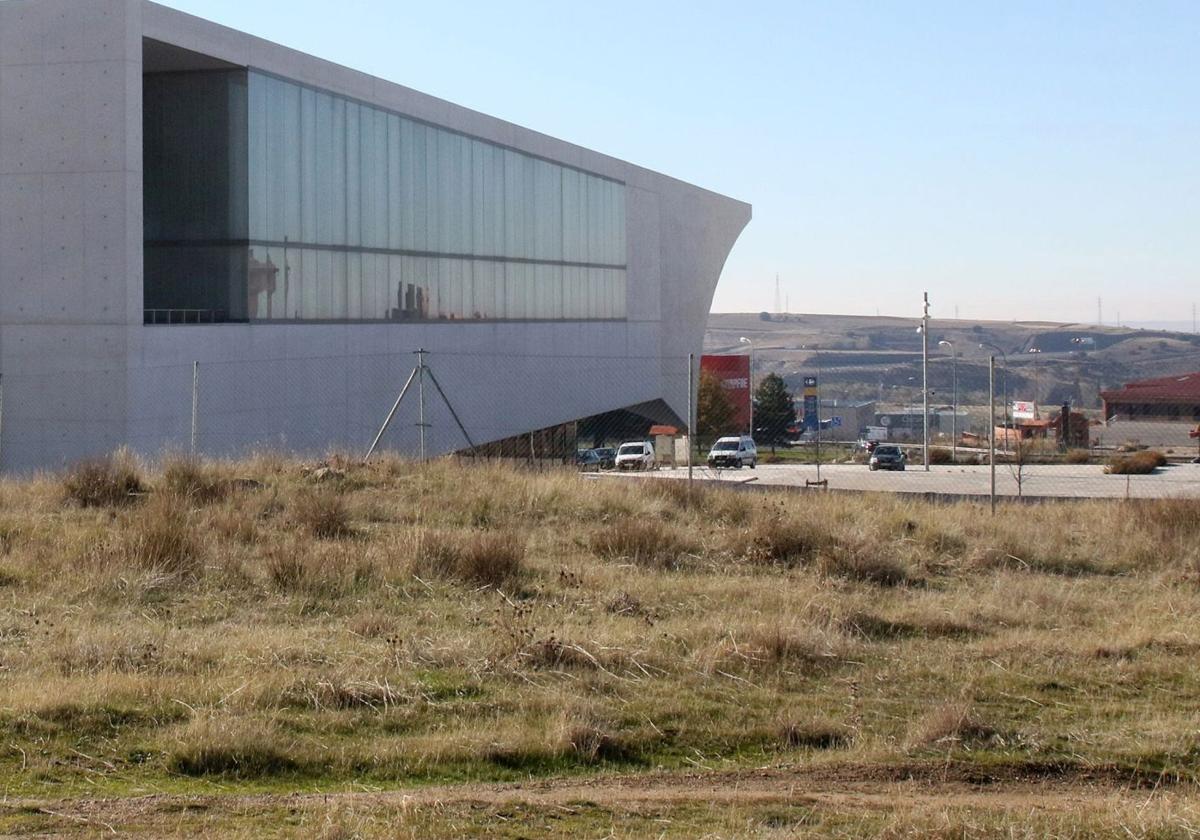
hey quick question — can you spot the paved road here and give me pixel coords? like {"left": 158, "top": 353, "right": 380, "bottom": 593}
{"left": 626, "top": 462, "right": 1200, "bottom": 500}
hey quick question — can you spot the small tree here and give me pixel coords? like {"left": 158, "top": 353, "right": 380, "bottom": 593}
{"left": 696, "top": 369, "right": 736, "bottom": 448}
{"left": 754, "top": 373, "right": 796, "bottom": 451}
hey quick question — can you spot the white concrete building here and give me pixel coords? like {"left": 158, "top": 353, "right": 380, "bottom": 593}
{"left": 0, "top": 0, "right": 750, "bottom": 470}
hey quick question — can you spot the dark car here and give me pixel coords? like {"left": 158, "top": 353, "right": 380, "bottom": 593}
{"left": 576, "top": 449, "right": 603, "bottom": 471}
{"left": 592, "top": 447, "right": 617, "bottom": 469}
{"left": 869, "top": 444, "right": 906, "bottom": 471}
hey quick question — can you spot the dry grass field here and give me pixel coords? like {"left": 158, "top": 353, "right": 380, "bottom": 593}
{"left": 0, "top": 453, "right": 1198, "bottom": 837}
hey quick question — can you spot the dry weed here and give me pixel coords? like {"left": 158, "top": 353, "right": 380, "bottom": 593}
{"left": 62, "top": 453, "right": 144, "bottom": 508}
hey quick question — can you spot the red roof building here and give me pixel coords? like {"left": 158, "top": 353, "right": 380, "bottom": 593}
{"left": 1101, "top": 372, "right": 1200, "bottom": 423}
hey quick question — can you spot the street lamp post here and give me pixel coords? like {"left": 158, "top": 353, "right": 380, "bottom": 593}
{"left": 739, "top": 337, "right": 754, "bottom": 439}
{"left": 939, "top": 340, "right": 957, "bottom": 460}
{"left": 979, "top": 342, "right": 1009, "bottom": 454}
{"left": 1028, "top": 347, "right": 1043, "bottom": 410}
{"left": 919, "top": 293, "right": 930, "bottom": 471}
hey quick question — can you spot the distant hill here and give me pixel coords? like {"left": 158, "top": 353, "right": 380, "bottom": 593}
{"left": 704, "top": 313, "right": 1200, "bottom": 409}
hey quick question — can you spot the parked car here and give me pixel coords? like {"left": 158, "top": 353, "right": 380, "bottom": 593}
{"left": 707, "top": 435, "right": 757, "bottom": 469}
{"left": 869, "top": 444, "right": 906, "bottom": 471}
{"left": 615, "top": 441, "right": 656, "bottom": 471}
{"left": 592, "top": 447, "right": 617, "bottom": 470}
{"left": 576, "top": 449, "right": 604, "bottom": 471}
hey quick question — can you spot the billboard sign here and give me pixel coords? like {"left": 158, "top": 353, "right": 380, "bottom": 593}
{"left": 1012, "top": 400, "right": 1037, "bottom": 420}
{"left": 803, "top": 376, "right": 819, "bottom": 431}
{"left": 700, "top": 355, "right": 752, "bottom": 432}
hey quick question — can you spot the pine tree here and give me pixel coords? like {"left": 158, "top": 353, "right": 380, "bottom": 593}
{"left": 754, "top": 373, "right": 796, "bottom": 449}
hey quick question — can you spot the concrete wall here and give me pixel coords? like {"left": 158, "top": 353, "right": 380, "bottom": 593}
{"left": 0, "top": 0, "right": 142, "bottom": 467}
{"left": 0, "top": 0, "right": 750, "bottom": 471}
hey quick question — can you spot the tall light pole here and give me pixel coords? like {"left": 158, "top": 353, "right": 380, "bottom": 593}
{"left": 980, "top": 342, "right": 1009, "bottom": 454}
{"left": 739, "top": 337, "right": 754, "bottom": 438}
{"left": 918, "top": 292, "right": 930, "bottom": 471}
{"left": 939, "top": 340, "right": 957, "bottom": 461}
{"left": 1028, "top": 347, "right": 1043, "bottom": 411}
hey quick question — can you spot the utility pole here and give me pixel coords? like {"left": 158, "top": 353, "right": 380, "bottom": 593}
{"left": 774, "top": 275, "right": 782, "bottom": 315}
{"left": 1097, "top": 297, "right": 1102, "bottom": 327}
{"left": 921, "top": 291, "right": 930, "bottom": 471}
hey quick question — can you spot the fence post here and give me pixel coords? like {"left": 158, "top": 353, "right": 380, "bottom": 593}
{"left": 989, "top": 355, "right": 996, "bottom": 515}
{"left": 0, "top": 373, "right": 5, "bottom": 473}
{"left": 687, "top": 353, "right": 694, "bottom": 487}
{"left": 191, "top": 361, "right": 199, "bottom": 457}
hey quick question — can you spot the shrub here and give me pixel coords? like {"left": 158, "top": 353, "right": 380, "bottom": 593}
{"left": 293, "top": 491, "right": 354, "bottom": 539}
{"left": 742, "top": 515, "right": 834, "bottom": 567}
{"left": 928, "top": 447, "right": 954, "bottom": 465}
{"left": 162, "top": 457, "right": 228, "bottom": 504}
{"left": 62, "top": 455, "right": 143, "bottom": 507}
{"left": 412, "top": 530, "right": 524, "bottom": 587}
{"left": 589, "top": 519, "right": 689, "bottom": 569}
{"left": 1064, "top": 448, "right": 1091, "bottom": 465}
{"left": 1106, "top": 450, "right": 1168, "bottom": 475}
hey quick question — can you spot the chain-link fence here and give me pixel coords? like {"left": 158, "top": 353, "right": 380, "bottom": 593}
{"left": 0, "top": 348, "right": 1197, "bottom": 502}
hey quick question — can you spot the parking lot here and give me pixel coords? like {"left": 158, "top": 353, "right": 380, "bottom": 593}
{"left": 624, "top": 461, "right": 1200, "bottom": 500}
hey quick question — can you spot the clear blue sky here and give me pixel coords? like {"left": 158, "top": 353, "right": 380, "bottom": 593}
{"left": 157, "top": 1, "right": 1198, "bottom": 325}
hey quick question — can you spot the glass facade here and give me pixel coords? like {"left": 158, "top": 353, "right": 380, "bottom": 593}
{"left": 143, "top": 67, "right": 627, "bottom": 323}
{"left": 245, "top": 73, "right": 626, "bottom": 321}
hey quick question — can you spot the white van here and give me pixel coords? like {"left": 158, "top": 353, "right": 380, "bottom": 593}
{"left": 615, "top": 440, "right": 656, "bottom": 471}
{"left": 707, "top": 436, "right": 757, "bottom": 469}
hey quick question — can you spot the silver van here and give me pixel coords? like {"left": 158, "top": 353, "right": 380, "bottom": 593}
{"left": 707, "top": 436, "right": 757, "bottom": 469}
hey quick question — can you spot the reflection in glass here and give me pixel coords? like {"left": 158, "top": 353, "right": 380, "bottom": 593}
{"left": 246, "top": 72, "right": 626, "bottom": 322}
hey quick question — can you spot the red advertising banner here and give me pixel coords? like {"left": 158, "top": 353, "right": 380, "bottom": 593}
{"left": 701, "top": 354, "right": 752, "bottom": 432}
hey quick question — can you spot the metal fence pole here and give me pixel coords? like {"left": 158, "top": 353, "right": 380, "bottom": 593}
{"left": 687, "top": 353, "right": 694, "bottom": 487}
{"left": 989, "top": 355, "right": 996, "bottom": 515}
{"left": 191, "top": 361, "right": 199, "bottom": 457}
{"left": 417, "top": 349, "right": 427, "bottom": 462}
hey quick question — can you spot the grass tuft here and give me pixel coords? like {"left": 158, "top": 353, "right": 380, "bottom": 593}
{"left": 293, "top": 490, "right": 355, "bottom": 539}
{"left": 909, "top": 702, "right": 1002, "bottom": 749}
{"left": 62, "top": 453, "right": 144, "bottom": 508}
{"left": 413, "top": 530, "right": 524, "bottom": 587}
{"left": 742, "top": 514, "right": 834, "bottom": 566}
{"left": 162, "top": 457, "right": 229, "bottom": 504}
{"left": 589, "top": 518, "right": 689, "bottom": 569}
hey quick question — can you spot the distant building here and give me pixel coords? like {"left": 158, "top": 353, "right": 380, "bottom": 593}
{"left": 801, "top": 399, "right": 876, "bottom": 441}
{"left": 873, "top": 406, "right": 941, "bottom": 441}
{"left": 1099, "top": 372, "right": 1200, "bottom": 451}
{"left": 1101, "top": 373, "right": 1200, "bottom": 423}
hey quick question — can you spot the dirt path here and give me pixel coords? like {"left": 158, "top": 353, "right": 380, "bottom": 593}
{"left": 21, "top": 761, "right": 1198, "bottom": 832}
